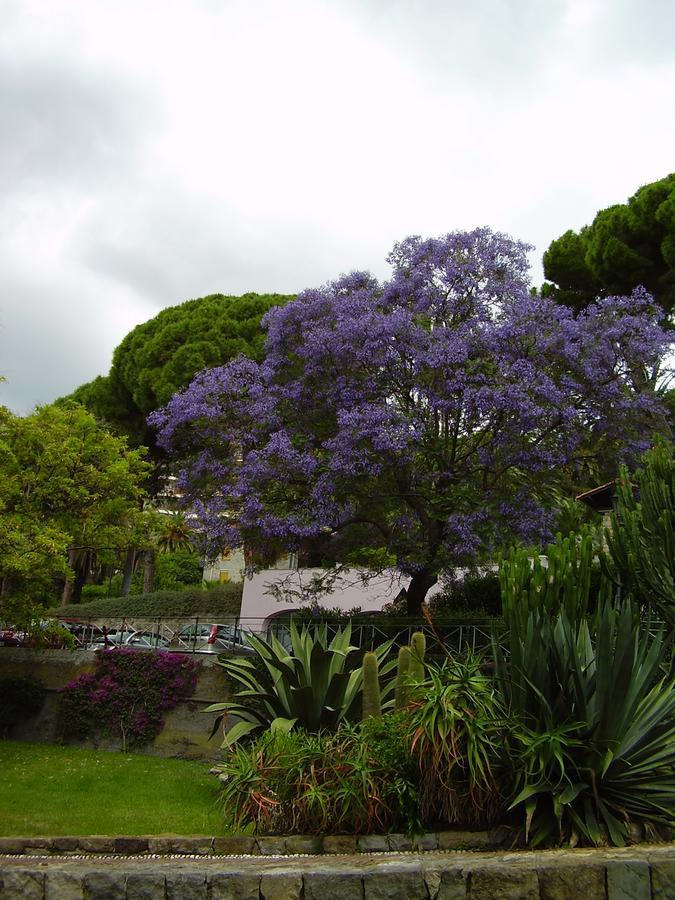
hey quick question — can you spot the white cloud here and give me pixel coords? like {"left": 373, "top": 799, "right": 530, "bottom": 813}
{"left": 1, "top": 0, "right": 673, "bottom": 412}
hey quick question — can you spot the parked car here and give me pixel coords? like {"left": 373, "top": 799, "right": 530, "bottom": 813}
{"left": 0, "top": 627, "right": 24, "bottom": 647}
{"left": 85, "top": 629, "right": 138, "bottom": 651}
{"left": 124, "top": 630, "right": 171, "bottom": 650}
{"left": 174, "top": 623, "right": 256, "bottom": 656}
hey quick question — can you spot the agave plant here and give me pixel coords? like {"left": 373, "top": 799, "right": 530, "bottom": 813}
{"left": 496, "top": 599, "right": 675, "bottom": 845}
{"left": 205, "top": 621, "right": 396, "bottom": 745}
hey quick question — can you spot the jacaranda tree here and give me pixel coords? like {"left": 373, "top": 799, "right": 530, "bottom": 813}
{"left": 151, "top": 229, "right": 669, "bottom": 615}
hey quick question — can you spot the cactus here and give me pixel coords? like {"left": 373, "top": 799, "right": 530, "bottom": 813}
{"left": 409, "top": 631, "right": 427, "bottom": 682}
{"left": 500, "top": 527, "right": 599, "bottom": 628}
{"left": 603, "top": 441, "right": 674, "bottom": 627}
{"left": 394, "top": 645, "right": 411, "bottom": 710}
{"left": 361, "top": 651, "right": 382, "bottom": 719}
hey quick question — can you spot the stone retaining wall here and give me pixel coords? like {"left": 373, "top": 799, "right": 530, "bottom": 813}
{"left": 0, "top": 649, "right": 229, "bottom": 759}
{"left": 1, "top": 844, "right": 674, "bottom": 898}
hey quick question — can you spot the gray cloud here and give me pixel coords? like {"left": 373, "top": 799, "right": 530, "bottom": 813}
{"left": 0, "top": 0, "right": 673, "bottom": 415}
{"left": 0, "top": 60, "right": 154, "bottom": 196}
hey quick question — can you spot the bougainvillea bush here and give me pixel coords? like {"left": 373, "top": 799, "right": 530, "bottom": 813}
{"left": 151, "top": 228, "right": 669, "bottom": 615}
{"left": 59, "top": 649, "right": 199, "bottom": 750}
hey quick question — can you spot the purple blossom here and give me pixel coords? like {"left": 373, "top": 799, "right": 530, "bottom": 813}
{"left": 151, "top": 229, "right": 670, "bottom": 608}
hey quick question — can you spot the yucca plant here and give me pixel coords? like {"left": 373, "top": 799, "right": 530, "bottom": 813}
{"left": 405, "top": 654, "right": 508, "bottom": 828}
{"left": 206, "top": 621, "right": 396, "bottom": 745}
{"left": 496, "top": 600, "right": 675, "bottom": 845}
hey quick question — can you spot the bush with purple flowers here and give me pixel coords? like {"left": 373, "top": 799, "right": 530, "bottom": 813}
{"left": 59, "top": 649, "right": 199, "bottom": 750}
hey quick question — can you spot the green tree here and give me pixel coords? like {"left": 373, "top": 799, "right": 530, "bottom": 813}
{"left": 68, "top": 292, "right": 294, "bottom": 461}
{"left": 543, "top": 173, "right": 675, "bottom": 317}
{"left": 0, "top": 402, "right": 150, "bottom": 616}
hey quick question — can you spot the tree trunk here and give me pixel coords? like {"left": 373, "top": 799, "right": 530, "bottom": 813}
{"left": 61, "top": 549, "right": 79, "bottom": 606}
{"left": 142, "top": 549, "right": 156, "bottom": 594}
{"left": 406, "top": 570, "right": 438, "bottom": 617}
{"left": 121, "top": 549, "right": 137, "bottom": 596}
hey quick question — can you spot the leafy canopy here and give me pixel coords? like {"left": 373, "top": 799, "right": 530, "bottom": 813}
{"left": 0, "top": 401, "right": 149, "bottom": 621}
{"left": 68, "top": 292, "right": 294, "bottom": 453}
{"left": 152, "top": 228, "right": 669, "bottom": 614}
{"left": 543, "top": 173, "right": 675, "bottom": 316}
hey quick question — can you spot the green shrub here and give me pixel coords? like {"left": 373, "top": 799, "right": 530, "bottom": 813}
{"left": 0, "top": 678, "right": 46, "bottom": 735}
{"left": 428, "top": 572, "right": 502, "bottom": 618}
{"left": 216, "top": 719, "right": 420, "bottom": 835}
{"left": 56, "top": 582, "right": 242, "bottom": 619}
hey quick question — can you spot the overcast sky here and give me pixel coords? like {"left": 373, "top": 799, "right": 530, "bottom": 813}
{"left": 1, "top": 0, "right": 674, "bottom": 414}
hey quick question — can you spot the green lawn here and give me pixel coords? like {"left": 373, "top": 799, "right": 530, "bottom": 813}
{"left": 0, "top": 741, "right": 228, "bottom": 836}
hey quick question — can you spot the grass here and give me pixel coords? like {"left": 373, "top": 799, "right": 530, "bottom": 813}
{"left": 0, "top": 741, "right": 228, "bottom": 836}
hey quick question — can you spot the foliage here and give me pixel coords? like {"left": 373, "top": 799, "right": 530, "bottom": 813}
{"left": 405, "top": 655, "right": 508, "bottom": 828}
{"left": 67, "top": 292, "right": 294, "bottom": 455}
{"left": 152, "top": 228, "right": 668, "bottom": 614}
{"left": 59, "top": 649, "right": 198, "bottom": 750}
{"left": 0, "top": 741, "right": 225, "bottom": 837}
{"left": 56, "top": 581, "right": 242, "bottom": 619}
{"left": 0, "top": 678, "right": 46, "bottom": 735}
{"left": 428, "top": 572, "right": 502, "bottom": 618}
{"left": 499, "top": 530, "right": 602, "bottom": 628}
{"left": 216, "top": 717, "right": 420, "bottom": 835}
{"left": 603, "top": 441, "right": 674, "bottom": 627}
{"left": 494, "top": 599, "right": 675, "bottom": 846}
{"left": 206, "top": 621, "right": 396, "bottom": 744}
{"left": 543, "top": 172, "right": 675, "bottom": 317}
{"left": 0, "top": 401, "right": 150, "bottom": 616}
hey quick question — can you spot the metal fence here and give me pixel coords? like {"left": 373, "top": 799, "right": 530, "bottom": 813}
{"left": 39, "top": 613, "right": 504, "bottom": 657}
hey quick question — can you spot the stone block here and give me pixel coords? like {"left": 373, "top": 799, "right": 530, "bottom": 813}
{"left": 260, "top": 871, "right": 303, "bottom": 900}
{"left": 322, "top": 835, "right": 358, "bottom": 855}
{"left": 0, "top": 869, "right": 45, "bottom": 899}
{"left": 651, "top": 860, "right": 675, "bottom": 900}
{"left": 255, "top": 838, "right": 287, "bottom": 856}
{"left": 78, "top": 837, "right": 115, "bottom": 854}
{"left": 212, "top": 837, "right": 256, "bottom": 856}
{"left": 284, "top": 835, "right": 322, "bottom": 855}
{"left": 386, "top": 834, "right": 413, "bottom": 851}
{"left": 170, "top": 838, "right": 213, "bottom": 855}
{"left": 356, "top": 835, "right": 388, "bottom": 853}
{"left": 83, "top": 870, "right": 126, "bottom": 899}
{"left": 303, "top": 871, "right": 364, "bottom": 900}
{"left": 166, "top": 872, "right": 208, "bottom": 899}
{"left": 148, "top": 838, "right": 175, "bottom": 855}
{"left": 538, "top": 863, "right": 605, "bottom": 900}
{"left": 438, "top": 831, "right": 490, "bottom": 851}
{"left": 469, "top": 865, "right": 539, "bottom": 900}
{"left": 412, "top": 833, "right": 439, "bottom": 851}
{"left": 606, "top": 859, "right": 651, "bottom": 900}
{"left": 45, "top": 870, "right": 84, "bottom": 899}
{"left": 210, "top": 872, "right": 261, "bottom": 900}
{"left": 0, "top": 838, "right": 27, "bottom": 855}
{"left": 126, "top": 872, "right": 166, "bottom": 899}
{"left": 424, "top": 867, "right": 466, "bottom": 900}
{"left": 52, "top": 836, "right": 80, "bottom": 852}
{"left": 113, "top": 837, "right": 149, "bottom": 854}
{"left": 363, "top": 863, "right": 427, "bottom": 900}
